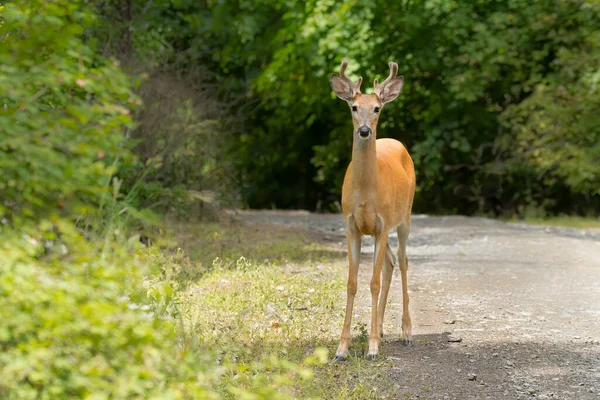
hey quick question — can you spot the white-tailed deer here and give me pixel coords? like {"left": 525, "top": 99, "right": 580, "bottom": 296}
{"left": 330, "top": 59, "right": 416, "bottom": 360}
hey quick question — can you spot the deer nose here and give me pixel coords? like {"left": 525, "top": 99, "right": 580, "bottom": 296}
{"left": 358, "top": 126, "right": 371, "bottom": 138}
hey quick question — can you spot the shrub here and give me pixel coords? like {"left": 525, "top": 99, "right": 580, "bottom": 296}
{"left": 0, "top": 0, "right": 137, "bottom": 228}
{"left": 0, "top": 2, "right": 215, "bottom": 397}
{"left": 0, "top": 233, "right": 324, "bottom": 399}
{"left": 0, "top": 2, "right": 321, "bottom": 399}
{"left": 0, "top": 236, "right": 219, "bottom": 399}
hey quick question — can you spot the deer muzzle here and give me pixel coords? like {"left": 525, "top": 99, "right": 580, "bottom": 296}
{"left": 358, "top": 126, "right": 372, "bottom": 139}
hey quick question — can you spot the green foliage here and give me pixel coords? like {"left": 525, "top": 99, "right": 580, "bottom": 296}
{"left": 0, "top": 2, "right": 332, "bottom": 399}
{"left": 151, "top": 0, "right": 600, "bottom": 215}
{"left": 0, "top": 0, "right": 137, "bottom": 227}
{"left": 0, "top": 2, "right": 313, "bottom": 398}
{"left": 89, "top": 0, "right": 241, "bottom": 214}
{"left": 500, "top": 26, "right": 600, "bottom": 199}
{"left": 16, "top": 0, "right": 594, "bottom": 216}
{"left": 1, "top": 225, "right": 325, "bottom": 399}
{"left": 0, "top": 239, "right": 216, "bottom": 399}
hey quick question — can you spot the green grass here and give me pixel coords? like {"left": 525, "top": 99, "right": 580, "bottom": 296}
{"left": 162, "top": 219, "right": 399, "bottom": 399}
{"left": 167, "top": 219, "right": 342, "bottom": 267}
{"left": 177, "top": 258, "right": 398, "bottom": 399}
{"left": 513, "top": 215, "right": 600, "bottom": 229}
{"left": 179, "top": 258, "right": 343, "bottom": 360}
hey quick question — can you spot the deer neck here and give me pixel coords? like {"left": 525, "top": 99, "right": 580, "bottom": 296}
{"left": 351, "top": 131, "right": 378, "bottom": 201}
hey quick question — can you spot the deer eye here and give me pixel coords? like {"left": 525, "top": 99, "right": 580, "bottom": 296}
{"left": 374, "top": 106, "right": 381, "bottom": 113}
{"left": 351, "top": 105, "right": 358, "bottom": 112}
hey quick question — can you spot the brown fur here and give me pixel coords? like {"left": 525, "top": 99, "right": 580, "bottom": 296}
{"left": 331, "top": 60, "right": 416, "bottom": 360}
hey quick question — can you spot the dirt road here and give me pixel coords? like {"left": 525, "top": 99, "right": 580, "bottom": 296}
{"left": 239, "top": 211, "right": 600, "bottom": 400}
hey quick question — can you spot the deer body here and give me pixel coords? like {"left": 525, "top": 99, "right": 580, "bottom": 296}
{"left": 343, "top": 138, "right": 414, "bottom": 236}
{"left": 331, "top": 60, "right": 416, "bottom": 360}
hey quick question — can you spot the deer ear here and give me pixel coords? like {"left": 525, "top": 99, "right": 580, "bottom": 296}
{"left": 378, "top": 76, "right": 404, "bottom": 104}
{"left": 330, "top": 74, "right": 354, "bottom": 101}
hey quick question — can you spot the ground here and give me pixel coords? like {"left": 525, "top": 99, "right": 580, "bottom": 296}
{"left": 174, "top": 210, "right": 600, "bottom": 399}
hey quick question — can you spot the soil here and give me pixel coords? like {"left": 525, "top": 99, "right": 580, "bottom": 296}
{"left": 237, "top": 210, "right": 600, "bottom": 400}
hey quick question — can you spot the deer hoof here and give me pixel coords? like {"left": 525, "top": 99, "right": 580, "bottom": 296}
{"left": 366, "top": 353, "right": 379, "bottom": 361}
{"left": 335, "top": 354, "right": 347, "bottom": 362}
{"left": 402, "top": 339, "right": 413, "bottom": 347}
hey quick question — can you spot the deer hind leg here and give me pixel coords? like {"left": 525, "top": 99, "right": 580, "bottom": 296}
{"left": 367, "top": 229, "right": 389, "bottom": 360}
{"left": 397, "top": 217, "right": 412, "bottom": 346}
{"left": 335, "top": 218, "right": 361, "bottom": 361}
{"left": 377, "top": 243, "right": 398, "bottom": 338}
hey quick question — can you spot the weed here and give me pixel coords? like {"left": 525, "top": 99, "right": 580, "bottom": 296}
{"left": 354, "top": 321, "right": 370, "bottom": 356}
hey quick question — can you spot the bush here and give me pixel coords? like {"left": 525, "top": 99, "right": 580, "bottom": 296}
{"left": 0, "top": 236, "right": 219, "bottom": 399}
{"left": 0, "top": 2, "right": 210, "bottom": 397}
{"left": 0, "top": 0, "right": 137, "bottom": 228}
{"left": 0, "top": 232, "right": 324, "bottom": 399}
{"left": 498, "top": 27, "right": 600, "bottom": 212}
{"left": 0, "top": 2, "right": 321, "bottom": 398}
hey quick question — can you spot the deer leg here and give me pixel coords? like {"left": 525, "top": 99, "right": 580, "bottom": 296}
{"left": 377, "top": 243, "right": 397, "bottom": 338}
{"left": 335, "top": 219, "right": 361, "bottom": 361}
{"left": 367, "top": 230, "right": 388, "bottom": 360}
{"left": 397, "top": 218, "right": 412, "bottom": 346}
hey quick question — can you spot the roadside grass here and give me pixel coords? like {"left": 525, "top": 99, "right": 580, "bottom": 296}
{"left": 167, "top": 219, "right": 342, "bottom": 267}
{"left": 512, "top": 215, "right": 600, "bottom": 229}
{"left": 177, "top": 258, "right": 398, "bottom": 399}
{"left": 163, "top": 219, "right": 399, "bottom": 399}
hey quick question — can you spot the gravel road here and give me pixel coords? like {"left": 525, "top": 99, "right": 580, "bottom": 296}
{"left": 239, "top": 211, "right": 600, "bottom": 399}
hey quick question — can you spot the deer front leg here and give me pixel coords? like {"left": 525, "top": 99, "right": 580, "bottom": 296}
{"left": 367, "top": 230, "right": 389, "bottom": 360}
{"left": 336, "top": 218, "right": 361, "bottom": 361}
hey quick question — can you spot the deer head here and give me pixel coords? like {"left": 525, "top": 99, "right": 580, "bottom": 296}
{"left": 330, "top": 59, "right": 404, "bottom": 140}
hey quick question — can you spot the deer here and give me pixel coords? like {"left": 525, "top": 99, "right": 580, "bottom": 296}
{"left": 330, "top": 59, "right": 416, "bottom": 361}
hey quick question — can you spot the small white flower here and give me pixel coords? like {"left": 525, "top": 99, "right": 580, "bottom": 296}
{"left": 22, "top": 234, "right": 38, "bottom": 246}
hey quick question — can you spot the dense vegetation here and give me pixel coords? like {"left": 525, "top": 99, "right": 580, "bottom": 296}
{"left": 0, "top": 1, "right": 320, "bottom": 398}
{"left": 117, "top": 0, "right": 598, "bottom": 216}
{"left": 4, "top": 1, "right": 598, "bottom": 216}
{"left": 216, "top": 0, "right": 599, "bottom": 215}
{"left": 1, "top": 0, "right": 598, "bottom": 398}
{"left": 10, "top": 0, "right": 593, "bottom": 216}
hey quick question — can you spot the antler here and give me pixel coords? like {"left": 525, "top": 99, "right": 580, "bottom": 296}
{"left": 339, "top": 59, "right": 362, "bottom": 96}
{"left": 373, "top": 61, "right": 398, "bottom": 97}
